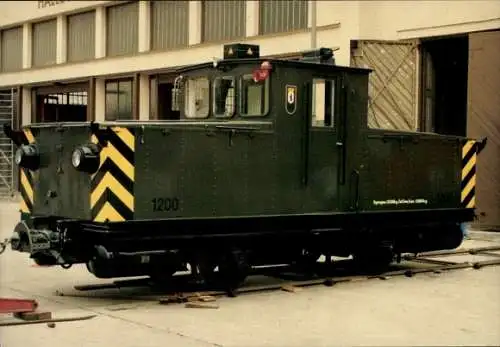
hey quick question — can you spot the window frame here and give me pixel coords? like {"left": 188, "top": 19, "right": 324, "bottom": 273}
{"left": 212, "top": 76, "right": 236, "bottom": 119}
{"left": 238, "top": 73, "right": 270, "bottom": 118}
{"left": 104, "top": 78, "right": 134, "bottom": 121}
{"left": 183, "top": 75, "right": 211, "bottom": 119}
{"left": 310, "top": 77, "right": 337, "bottom": 130}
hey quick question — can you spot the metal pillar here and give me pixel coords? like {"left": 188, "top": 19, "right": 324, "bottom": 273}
{"left": 310, "top": 0, "right": 317, "bottom": 50}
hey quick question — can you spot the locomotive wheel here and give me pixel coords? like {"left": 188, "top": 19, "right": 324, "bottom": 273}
{"left": 216, "top": 249, "right": 251, "bottom": 293}
{"left": 189, "top": 253, "right": 218, "bottom": 287}
{"left": 32, "top": 252, "right": 58, "bottom": 266}
{"left": 352, "top": 245, "right": 394, "bottom": 275}
{"left": 148, "top": 265, "right": 178, "bottom": 284}
{"left": 193, "top": 261, "right": 218, "bottom": 286}
{"left": 292, "top": 248, "right": 321, "bottom": 273}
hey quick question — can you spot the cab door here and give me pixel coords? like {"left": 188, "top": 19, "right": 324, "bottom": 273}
{"left": 304, "top": 76, "right": 347, "bottom": 212}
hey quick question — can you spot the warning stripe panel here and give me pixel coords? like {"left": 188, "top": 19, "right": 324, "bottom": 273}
{"left": 461, "top": 140, "right": 477, "bottom": 209}
{"left": 92, "top": 188, "right": 133, "bottom": 222}
{"left": 19, "top": 128, "right": 36, "bottom": 214}
{"left": 90, "top": 127, "right": 135, "bottom": 222}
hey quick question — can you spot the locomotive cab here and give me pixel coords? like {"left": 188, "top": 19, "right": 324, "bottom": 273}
{"left": 170, "top": 45, "right": 273, "bottom": 123}
{"left": 2, "top": 43, "right": 488, "bottom": 286}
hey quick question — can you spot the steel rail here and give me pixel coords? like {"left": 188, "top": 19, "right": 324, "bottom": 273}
{"left": 55, "top": 245, "right": 500, "bottom": 305}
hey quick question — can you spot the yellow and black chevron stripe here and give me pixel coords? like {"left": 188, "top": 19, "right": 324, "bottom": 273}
{"left": 19, "top": 128, "right": 36, "bottom": 215}
{"left": 90, "top": 127, "right": 135, "bottom": 222}
{"left": 461, "top": 140, "right": 478, "bottom": 209}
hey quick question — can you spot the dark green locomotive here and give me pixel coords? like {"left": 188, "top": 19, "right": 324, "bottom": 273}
{"left": 3, "top": 43, "right": 487, "bottom": 286}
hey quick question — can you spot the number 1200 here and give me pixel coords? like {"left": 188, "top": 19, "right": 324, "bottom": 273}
{"left": 151, "top": 198, "right": 179, "bottom": 212}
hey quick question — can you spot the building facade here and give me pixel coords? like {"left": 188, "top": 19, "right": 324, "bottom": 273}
{"left": 0, "top": 0, "right": 499, "bottom": 229}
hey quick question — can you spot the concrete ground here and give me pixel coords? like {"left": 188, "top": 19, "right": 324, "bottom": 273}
{"left": 0, "top": 201, "right": 499, "bottom": 347}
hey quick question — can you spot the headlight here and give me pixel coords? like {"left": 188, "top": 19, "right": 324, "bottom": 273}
{"left": 15, "top": 144, "right": 40, "bottom": 170}
{"left": 71, "top": 149, "right": 83, "bottom": 168}
{"left": 71, "top": 144, "right": 100, "bottom": 173}
{"left": 14, "top": 149, "right": 23, "bottom": 165}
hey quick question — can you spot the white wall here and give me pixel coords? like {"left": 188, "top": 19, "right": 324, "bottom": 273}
{"left": 359, "top": 0, "right": 500, "bottom": 39}
{"left": 0, "top": 0, "right": 112, "bottom": 28}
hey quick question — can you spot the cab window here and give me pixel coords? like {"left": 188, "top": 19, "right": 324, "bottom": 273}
{"left": 240, "top": 74, "right": 269, "bottom": 117}
{"left": 311, "top": 78, "right": 335, "bottom": 128}
{"left": 184, "top": 76, "right": 210, "bottom": 119}
{"left": 213, "top": 76, "right": 235, "bottom": 118}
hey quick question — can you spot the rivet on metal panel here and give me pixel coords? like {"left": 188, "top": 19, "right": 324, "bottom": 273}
{"left": 398, "top": 136, "right": 406, "bottom": 150}
{"left": 139, "top": 126, "right": 145, "bottom": 144}
{"left": 228, "top": 130, "right": 235, "bottom": 147}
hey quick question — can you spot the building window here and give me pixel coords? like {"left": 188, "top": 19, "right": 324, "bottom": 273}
{"left": 0, "top": 26, "right": 23, "bottom": 72}
{"left": 67, "top": 10, "right": 96, "bottom": 63}
{"left": 44, "top": 92, "right": 88, "bottom": 106}
{"left": 32, "top": 19, "right": 57, "bottom": 67}
{"left": 106, "top": 2, "right": 139, "bottom": 57}
{"left": 150, "top": 1, "right": 189, "bottom": 51}
{"left": 259, "top": 0, "right": 308, "bottom": 35}
{"left": 202, "top": 1, "right": 246, "bottom": 43}
{"left": 105, "top": 80, "right": 133, "bottom": 121}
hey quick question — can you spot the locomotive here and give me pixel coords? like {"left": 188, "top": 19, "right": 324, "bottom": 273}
{"left": 2, "top": 43, "right": 487, "bottom": 288}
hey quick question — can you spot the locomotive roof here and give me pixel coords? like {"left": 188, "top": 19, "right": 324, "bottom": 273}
{"left": 174, "top": 57, "right": 372, "bottom": 75}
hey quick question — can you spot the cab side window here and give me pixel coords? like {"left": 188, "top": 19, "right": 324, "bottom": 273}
{"left": 311, "top": 78, "right": 335, "bottom": 128}
{"left": 213, "top": 76, "right": 236, "bottom": 118}
{"left": 240, "top": 74, "right": 270, "bottom": 117}
{"left": 184, "top": 76, "right": 210, "bottom": 119}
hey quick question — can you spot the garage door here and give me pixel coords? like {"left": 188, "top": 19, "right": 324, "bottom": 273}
{"left": 467, "top": 30, "right": 500, "bottom": 231}
{"left": 350, "top": 40, "right": 418, "bottom": 131}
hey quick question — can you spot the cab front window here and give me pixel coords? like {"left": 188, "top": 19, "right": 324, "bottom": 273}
{"left": 240, "top": 74, "right": 269, "bottom": 117}
{"left": 213, "top": 76, "right": 235, "bottom": 118}
{"left": 184, "top": 76, "right": 210, "bottom": 119}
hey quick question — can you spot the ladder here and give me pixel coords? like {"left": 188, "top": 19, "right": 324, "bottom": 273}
{"left": 0, "top": 88, "right": 15, "bottom": 199}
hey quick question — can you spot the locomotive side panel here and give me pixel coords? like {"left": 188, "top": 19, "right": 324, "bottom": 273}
{"left": 298, "top": 70, "right": 370, "bottom": 214}
{"left": 303, "top": 130, "right": 341, "bottom": 212}
{"left": 359, "top": 131, "right": 462, "bottom": 211}
{"left": 212, "top": 129, "right": 278, "bottom": 216}
{"left": 271, "top": 68, "right": 313, "bottom": 213}
{"left": 133, "top": 127, "right": 215, "bottom": 219}
{"left": 133, "top": 125, "right": 278, "bottom": 219}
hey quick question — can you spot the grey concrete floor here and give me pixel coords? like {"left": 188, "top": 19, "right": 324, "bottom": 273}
{"left": 0, "top": 201, "right": 499, "bottom": 347}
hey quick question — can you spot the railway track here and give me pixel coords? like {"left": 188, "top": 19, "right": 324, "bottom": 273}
{"left": 55, "top": 245, "right": 500, "bottom": 308}
{"left": 3, "top": 245, "right": 498, "bottom": 327}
